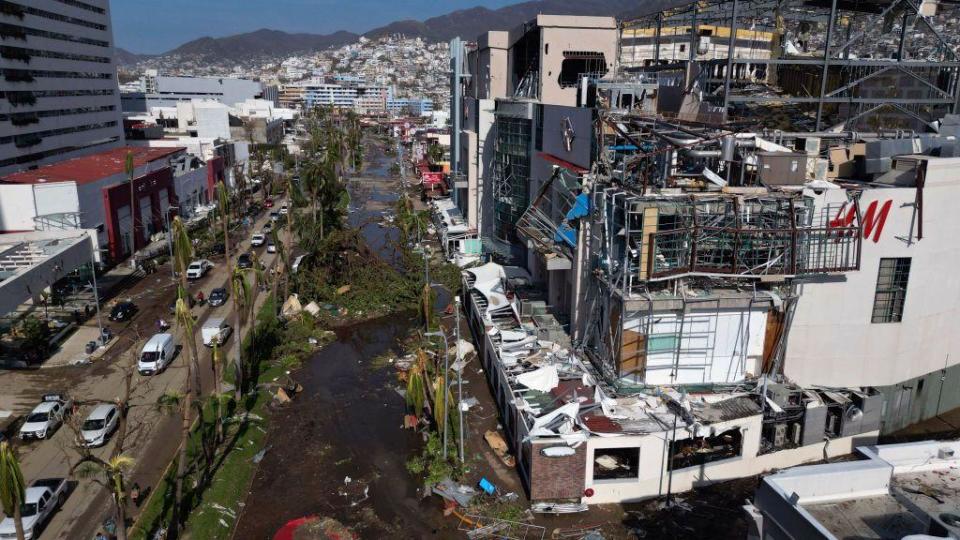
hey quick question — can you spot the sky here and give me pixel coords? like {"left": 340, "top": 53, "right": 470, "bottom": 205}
{"left": 111, "top": 0, "right": 519, "bottom": 54}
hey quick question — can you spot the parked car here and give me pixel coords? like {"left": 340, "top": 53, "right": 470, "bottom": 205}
{"left": 279, "top": 204, "right": 289, "bottom": 215}
{"left": 108, "top": 301, "right": 137, "bottom": 322}
{"left": 19, "top": 395, "right": 72, "bottom": 440}
{"left": 267, "top": 241, "right": 277, "bottom": 254}
{"left": 270, "top": 211, "right": 280, "bottom": 222}
{"left": 137, "top": 333, "right": 176, "bottom": 376}
{"left": 79, "top": 403, "right": 119, "bottom": 448}
{"left": 264, "top": 198, "right": 274, "bottom": 208}
{"left": 261, "top": 222, "right": 273, "bottom": 234}
{"left": 251, "top": 233, "right": 266, "bottom": 247}
{"left": 186, "top": 259, "right": 213, "bottom": 280}
{"left": 0, "top": 478, "right": 69, "bottom": 539}
{"left": 201, "top": 318, "right": 233, "bottom": 347}
{"left": 208, "top": 287, "right": 229, "bottom": 307}
{"left": 237, "top": 253, "right": 253, "bottom": 269}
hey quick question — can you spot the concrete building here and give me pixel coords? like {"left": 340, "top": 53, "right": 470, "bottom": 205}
{"left": 746, "top": 439, "right": 960, "bottom": 539}
{"left": 121, "top": 70, "right": 264, "bottom": 111}
{"left": 0, "top": 0, "right": 125, "bottom": 175}
{"left": 387, "top": 98, "right": 434, "bottom": 116}
{"left": 445, "top": 9, "right": 960, "bottom": 507}
{"left": 0, "top": 146, "right": 222, "bottom": 262}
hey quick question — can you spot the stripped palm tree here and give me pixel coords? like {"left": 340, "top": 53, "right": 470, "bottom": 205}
{"left": 217, "top": 180, "right": 243, "bottom": 402}
{"left": 230, "top": 266, "right": 251, "bottom": 402}
{"left": 0, "top": 442, "right": 26, "bottom": 540}
{"left": 74, "top": 455, "right": 135, "bottom": 540}
{"left": 168, "top": 216, "right": 200, "bottom": 538}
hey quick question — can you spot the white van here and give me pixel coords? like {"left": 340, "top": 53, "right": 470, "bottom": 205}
{"left": 202, "top": 318, "right": 233, "bottom": 347}
{"left": 138, "top": 333, "right": 176, "bottom": 375}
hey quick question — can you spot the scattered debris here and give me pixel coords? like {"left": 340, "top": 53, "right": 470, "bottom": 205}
{"left": 457, "top": 513, "right": 546, "bottom": 540}
{"left": 281, "top": 294, "right": 303, "bottom": 318}
{"left": 336, "top": 285, "right": 352, "bottom": 295}
{"left": 433, "top": 478, "right": 478, "bottom": 507}
{"left": 403, "top": 414, "right": 419, "bottom": 429}
{"left": 484, "top": 430, "right": 516, "bottom": 467}
{"left": 530, "top": 501, "right": 588, "bottom": 514}
{"left": 303, "top": 301, "right": 322, "bottom": 317}
{"left": 252, "top": 447, "right": 269, "bottom": 464}
{"left": 460, "top": 397, "right": 479, "bottom": 411}
{"left": 478, "top": 477, "right": 496, "bottom": 496}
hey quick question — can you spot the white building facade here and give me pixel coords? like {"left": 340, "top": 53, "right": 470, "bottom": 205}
{"left": 0, "top": 0, "right": 124, "bottom": 175}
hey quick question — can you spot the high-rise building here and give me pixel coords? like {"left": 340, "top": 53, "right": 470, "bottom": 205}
{"left": 0, "top": 0, "right": 125, "bottom": 175}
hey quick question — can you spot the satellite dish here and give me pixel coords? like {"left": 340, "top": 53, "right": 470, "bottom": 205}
{"left": 845, "top": 406, "right": 863, "bottom": 423}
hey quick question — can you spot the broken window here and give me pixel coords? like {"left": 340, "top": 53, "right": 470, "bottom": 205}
{"left": 558, "top": 51, "right": 607, "bottom": 88}
{"left": 669, "top": 428, "right": 743, "bottom": 471}
{"left": 593, "top": 447, "right": 640, "bottom": 480}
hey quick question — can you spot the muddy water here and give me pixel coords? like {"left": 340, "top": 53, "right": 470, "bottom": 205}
{"left": 234, "top": 143, "right": 448, "bottom": 538}
{"left": 233, "top": 314, "right": 445, "bottom": 539}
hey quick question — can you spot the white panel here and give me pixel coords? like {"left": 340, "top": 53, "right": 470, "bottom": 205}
{"left": 0, "top": 185, "right": 38, "bottom": 231}
{"left": 33, "top": 182, "right": 80, "bottom": 217}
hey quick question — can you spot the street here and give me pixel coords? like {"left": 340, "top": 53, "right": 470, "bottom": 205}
{"left": 0, "top": 200, "right": 285, "bottom": 540}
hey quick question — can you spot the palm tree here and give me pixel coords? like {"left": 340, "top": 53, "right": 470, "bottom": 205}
{"left": 0, "top": 442, "right": 26, "bottom": 540}
{"left": 216, "top": 181, "right": 243, "bottom": 401}
{"left": 168, "top": 216, "right": 199, "bottom": 538}
{"left": 75, "top": 455, "right": 135, "bottom": 540}
{"left": 230, "top": 266, "right": 251, "bottom": 402}
{"left": 124, "top": 151, "right": 136, "bottom": 258}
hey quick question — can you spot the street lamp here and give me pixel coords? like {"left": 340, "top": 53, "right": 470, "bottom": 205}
{"left": 425, "top": 329, "right": 450, "bottom": 460}
{"left": 163, "top": 206, "right": 180, "bottom": 281}
{"left": 87, "top": 235, "right": 104, "bottom": 347}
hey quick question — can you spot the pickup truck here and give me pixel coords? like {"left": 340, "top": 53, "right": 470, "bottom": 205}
{"left": 0, "top": 478, "right": 68, "bottom": 540}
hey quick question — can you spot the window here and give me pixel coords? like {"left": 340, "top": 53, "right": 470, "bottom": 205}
{"left": 558, "top": 51, "right": 607, "bottom": 88}
{"left": 593, "top": 447, "right": 640, "bottom": 480}
{"left": 669, "top": 428, "right": 743, "bottom": 471}
{"left": 872, "top": 257, "right": 911, "bottom": 323}
{"left": 534, "top": 104, "right": 543, "bottom": 151}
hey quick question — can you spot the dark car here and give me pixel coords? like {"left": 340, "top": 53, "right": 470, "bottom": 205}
{"left": 108, "top": 301, "right": 138, "bottom": 322}
{"left": 237, "top": 253, "right": 253, "bottom": 269}
{"left": 208, "top": 287, "right": 229, "bottom": 307}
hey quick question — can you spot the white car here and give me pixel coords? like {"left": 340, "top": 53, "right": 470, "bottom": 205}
{"left": 279, "top": 204, "right": 289, "bottom": 215}
{"left": 0, "top": 478, "right": 68, "bottom": 540}
{"left": 19, "top": 397, "right": 70, "bottom": 440}
{"left": 267, "top": 241, "right": 277, "bottom": 253}
{"left": 251, "top": 233, "right": 266, "bottom": 246}
{"left": 186, "top": 259, "right": 213, "bottom": 280}
{"left": 137, "top": 333, "right": 176, "bottom": 376}
{"left": 79, "top": 403, "right": 119, "bottom": 448}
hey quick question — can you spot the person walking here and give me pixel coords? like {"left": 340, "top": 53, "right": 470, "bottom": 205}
{"left": 130, "top": 482, "right": 142, "bottom": 507}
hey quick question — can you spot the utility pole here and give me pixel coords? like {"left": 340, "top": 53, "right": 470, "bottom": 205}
{"left": 88, "top": 237, "right": 104, "bottom": 346}
{"left": 455, "top": 295, "right": 464, "bottom": 463}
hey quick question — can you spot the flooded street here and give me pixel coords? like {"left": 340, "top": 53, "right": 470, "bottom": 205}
{"left": 234, "top": 143, "right": 449, "bottom": 538}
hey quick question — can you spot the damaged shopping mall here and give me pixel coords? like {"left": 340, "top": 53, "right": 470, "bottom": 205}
{"left": 446, "top": 1, "right": 960, "bottom": 508}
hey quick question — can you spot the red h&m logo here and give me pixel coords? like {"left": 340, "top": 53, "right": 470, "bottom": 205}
{"left": 829, "top": 199, "right": 893, "bottom": 243}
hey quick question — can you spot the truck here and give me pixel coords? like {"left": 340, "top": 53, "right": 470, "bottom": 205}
{"left": 0, "top": 478, "right": 69, "bottom": 540}
{"left": 201, "top": 318, "right": 232, "bottom": 347}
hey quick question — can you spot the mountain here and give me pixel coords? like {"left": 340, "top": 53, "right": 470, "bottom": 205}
{"left": 114, "top": 47, "right": 150, "bottom": 66}
{"left": 362, "top": 0, "right": 652, "bottom": 42}
{"left": 130, "top": 0, "right": 673, "bottom": 63}
{"left": 161, "top": 29, "right": 359, "bottom": 61}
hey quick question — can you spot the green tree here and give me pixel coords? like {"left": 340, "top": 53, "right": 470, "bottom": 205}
{"left": 0, "top": 442, "right": 26, "bottom": 540}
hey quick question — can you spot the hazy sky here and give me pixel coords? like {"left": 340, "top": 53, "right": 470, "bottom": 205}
{"left": 111, "top": 0, "right": 519, "bottom": 54}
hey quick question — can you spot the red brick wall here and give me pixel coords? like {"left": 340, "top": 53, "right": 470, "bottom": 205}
{"left": 528, "top": 441, "right": 586, "bottom": 500}
{"left": 102, "top": 167, "right": 174, "bottom": 262}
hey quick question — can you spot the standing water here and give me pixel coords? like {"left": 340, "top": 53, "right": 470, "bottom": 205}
{"left": 233, "top": 144, "right": 448, "bottom": 538}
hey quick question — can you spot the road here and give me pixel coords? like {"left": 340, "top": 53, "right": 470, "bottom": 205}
{"left": 0, "top": 200, "right": 286, "bottom": 539}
